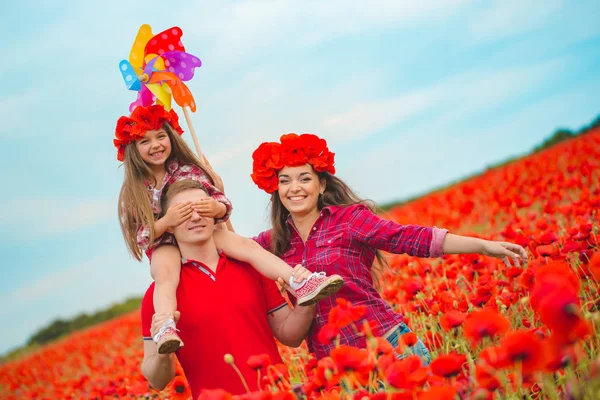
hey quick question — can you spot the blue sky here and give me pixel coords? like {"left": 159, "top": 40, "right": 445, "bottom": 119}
{"left": 1, "top": 0, "right": 599, "bottom": 354}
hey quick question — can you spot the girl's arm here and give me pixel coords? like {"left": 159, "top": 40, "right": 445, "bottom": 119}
{"left": 212, "top": 230, "right": 295, "bottom": 282}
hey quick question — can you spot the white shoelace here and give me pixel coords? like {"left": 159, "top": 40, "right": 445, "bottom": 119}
{"left": 153, "top": 318, "right": 178, "bottom": 343}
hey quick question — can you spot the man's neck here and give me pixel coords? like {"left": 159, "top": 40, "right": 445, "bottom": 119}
{"left": 179, "top": 239, "right": 221, "bottom": 272}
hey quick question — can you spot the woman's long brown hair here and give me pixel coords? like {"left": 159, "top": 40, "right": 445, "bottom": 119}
{"left": 269, "top": 169, "right": 389, "bottom": 288}
{"left": 117, "top": 123, "right": 215, "bottom": 261}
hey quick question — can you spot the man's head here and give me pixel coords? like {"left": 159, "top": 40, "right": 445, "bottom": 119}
{"left": 161, "top": 179, "right": 216, "bottom": 247}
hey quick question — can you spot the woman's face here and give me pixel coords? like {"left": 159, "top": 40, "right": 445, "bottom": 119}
{"left": 277, "top": 164, "right": 325, "bottom": 217}
{"left": 135, "top": 128, "right": 172, "bottom": 168}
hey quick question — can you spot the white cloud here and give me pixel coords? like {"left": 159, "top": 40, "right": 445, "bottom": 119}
{"left": 323, "top": 88, "right": 439, "bottom": 141}
{"left": 0, "top": 197, "right": 114, "bottom": 237}
{"left": 184, "top": 0, "right": 470, "bottom": 62}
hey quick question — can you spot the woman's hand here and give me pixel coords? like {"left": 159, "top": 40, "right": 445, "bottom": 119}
{"left": 481, "top": 240, "right": 528, "bottom": 268}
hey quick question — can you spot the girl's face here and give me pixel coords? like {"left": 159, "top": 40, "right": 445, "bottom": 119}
{"left": 277, "top": 164, "right": 325, "bottom": 218}
{"left": 135, "top": 129, "right": 172, "bottom": 168}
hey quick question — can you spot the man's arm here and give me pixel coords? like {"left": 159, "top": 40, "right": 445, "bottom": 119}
{"left": 267, "top": 304, "right": 315, "bottom": 348}
{"left": 141, "top": 340, "right": 176, "bottom": 390}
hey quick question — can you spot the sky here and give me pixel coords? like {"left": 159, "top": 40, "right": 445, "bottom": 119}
{"left": 1, "top": 0, "right": 599, "bottom": 354}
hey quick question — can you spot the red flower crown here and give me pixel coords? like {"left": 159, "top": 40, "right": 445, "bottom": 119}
{"left": 251, "top": 133, "right": 336, "bottom": 193}
{"left": 113, "top": 105, "right": 184, "bottom": 161}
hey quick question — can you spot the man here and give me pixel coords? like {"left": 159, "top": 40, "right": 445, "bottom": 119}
{"left": 141, "top": 179, "right": 315, "bottom": 397}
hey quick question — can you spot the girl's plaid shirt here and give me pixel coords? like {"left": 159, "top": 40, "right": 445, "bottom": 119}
{"left": 131, "top": 160, "right": 232, "bottom": 253}
{"left": 254, "top": 203, "right": 447, "bottom": 359}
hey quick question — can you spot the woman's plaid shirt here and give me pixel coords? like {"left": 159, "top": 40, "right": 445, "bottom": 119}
{"left": 254, "top": 203, "right": 447, "bottom": 359}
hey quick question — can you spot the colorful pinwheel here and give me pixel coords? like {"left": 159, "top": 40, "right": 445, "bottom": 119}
{"left": 118, "top": 24, "right": 202, "bottom": 113}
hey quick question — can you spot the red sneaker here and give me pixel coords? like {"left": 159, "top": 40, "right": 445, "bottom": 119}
{"left": 295, "top": 272, "right": 344, "bottom": 306}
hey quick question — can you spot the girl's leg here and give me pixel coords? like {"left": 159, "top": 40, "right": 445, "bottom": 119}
{"left": 150, "top": 244, "right": 183, "bottom": 354}
{"left": 212, "top": 229, "right": 344, "bottom": 305}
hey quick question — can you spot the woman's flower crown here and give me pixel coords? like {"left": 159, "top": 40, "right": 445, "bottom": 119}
{"left": 251, "top": 133, "right": 336, "bottom": 194}
{"left": 113, "top": 105, "right": 184, "bottom": 161}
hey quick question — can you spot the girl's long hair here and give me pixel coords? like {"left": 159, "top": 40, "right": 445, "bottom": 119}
{"left": 269, "top": 170, "right": 389, "bottom": 288}
{"left": 118, "top": 123, "right": 215, "bottom": 261}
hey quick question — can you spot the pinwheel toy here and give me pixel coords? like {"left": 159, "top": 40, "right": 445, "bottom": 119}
{"left": 118, "top": 24, "right": 205, "bottom": 155}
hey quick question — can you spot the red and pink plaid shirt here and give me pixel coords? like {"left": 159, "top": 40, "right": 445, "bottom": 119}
{"left": 135, "top": 160, "right": 232, "bottom": 253}
{"left": 254, "top": 204, "right": 447, "bottom": 359}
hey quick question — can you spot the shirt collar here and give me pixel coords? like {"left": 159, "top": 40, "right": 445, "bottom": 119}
{"left": 285, "top": 205, "right": 342, "bottom": 227}
{"left": 181, "top": 250, "right": 225, "bottom": 267}
{"left": 144, "top": 159, "right": 179, "bottom": 189}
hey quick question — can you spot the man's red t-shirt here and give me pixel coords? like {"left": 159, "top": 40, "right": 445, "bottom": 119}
{"left": 141, "top": 252, "right": 287, "bottom": 397}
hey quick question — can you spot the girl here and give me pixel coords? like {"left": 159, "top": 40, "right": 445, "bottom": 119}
{"left": 215, "top": 133, "right": 528, "bottom": 365}
{"left": 114, "top": 106, "right": 344, "bottom": 355}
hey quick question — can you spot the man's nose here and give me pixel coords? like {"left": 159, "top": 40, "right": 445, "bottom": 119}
{"left": 190, "top": 210, "right": 201, "bottom": 221}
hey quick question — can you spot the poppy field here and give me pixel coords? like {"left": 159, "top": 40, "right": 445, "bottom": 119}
{"left": 1, "top": 130, "right": 599, "bottom": 399}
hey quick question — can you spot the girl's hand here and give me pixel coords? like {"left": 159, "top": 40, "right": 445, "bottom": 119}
{"left": 194, "top": 198, "right": 221, "bottom": 218}
{"left": 290, "top": 264, "right": 312, "bottom": 283}
{"left": 481, "top": 240, "right": 528, "bottom": 268}
{"left": 163, "top": 202, "right": 193, "bottom": 228}
{"left": 277, "top": 264, "right": 313, "bottom": 291}
{"left": 150, "top": 311, "right": 181, "bottom": 339}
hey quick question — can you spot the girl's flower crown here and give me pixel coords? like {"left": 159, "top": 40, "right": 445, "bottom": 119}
{"left": 251, "top": 133, "right": 336, "bottom": 194}
{"left": 113, "top": 105, "right": 184, "bottom": 161}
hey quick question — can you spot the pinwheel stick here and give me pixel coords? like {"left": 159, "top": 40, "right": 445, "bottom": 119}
{"left": 182, "top": 106, "right": 202, "bottom": 157}
{"left": 181, "top": 106, "right": 219, "bottom": 187}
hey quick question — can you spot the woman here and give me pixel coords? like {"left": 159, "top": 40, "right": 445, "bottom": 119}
{"left": 218, "top": 133, "right": 527, "bottom": 364}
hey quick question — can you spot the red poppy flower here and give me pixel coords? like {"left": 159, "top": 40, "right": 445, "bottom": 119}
{"left": 385, "top": 355, "right": 429, "bottom": 389}
{"left": 440, "top": 310, "right": 467, "bottom": 331}
{"left": 330, "top": 346, "right": 369, "bottom": 373}
{"left": 430, "top": 352, "right": 467, "bottom": 378}
{"left": 417, "top": 386, "right": 458, "bottom": 400}
{"left": 317, "top": 323, "right": 340, "bottom": 344}
{"left": 497, "top": 330, "right": 547, "bottom": 375}
{"left": 328, "top": 298, "right": 366, "bottom": 328}
{"left": 373, "top": 337, "right": 394, "bottom": 357}
{"left": 475, "top": 363, "right": 501, "bottom": 391}
{"left": 401, "top": 332, "right": 418, "bottom": 347}
{"left": 463, "top": 309, "right": 511, "bottom": 347}
{"left": 247, "top": 353, "right": 272, "bottom": 371}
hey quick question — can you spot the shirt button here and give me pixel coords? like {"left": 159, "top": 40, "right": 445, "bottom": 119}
{"left": 327, "top": 240, "right": 332, "bottom": 243}
{"left": 312, "top": 227, "right": 317, "bottom": 231}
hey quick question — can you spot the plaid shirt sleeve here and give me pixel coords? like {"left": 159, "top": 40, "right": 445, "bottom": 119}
{"left": 174, "top": 164, "right": 233, "bottom": 223}
{"left": 136, "top": 224, "right": 151, "bottom": 252}
{"left": 347, "top": 204, "right": 441, "bottom": 257}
